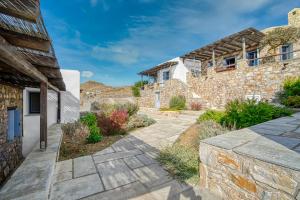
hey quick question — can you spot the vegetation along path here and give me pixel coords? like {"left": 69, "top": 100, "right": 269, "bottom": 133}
{"left": 50, "top": 111, "right": 219, "bottom": 200}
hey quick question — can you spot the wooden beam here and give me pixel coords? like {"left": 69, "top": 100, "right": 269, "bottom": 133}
{"left": 0, "top": 0, "right": 39, "bottom": 22}
{"left": 0, "top": 29, "right": 50, "bottom": 52}
{"left": 0, "top": 35, "right": 60, "bottom": 92}
{"left": 40, "top": 81, "right": 47, "bottom": 149}
{"left": 18, "top": 49, "right": 58, "bottom": 67}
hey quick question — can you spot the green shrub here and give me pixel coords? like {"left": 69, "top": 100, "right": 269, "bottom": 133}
{"left": 158, "top": 144, "right": 199, "bottom": 184}
{"left": 80, "top": 113, "right": 97, "bottom": 127}
{"left": 198, "top": 121, "right": 228, "bottom": 141}
{"left": 169, "top": 95, "right": 186, "bottom": 110}
{"left": 283, "top": 96, "right": 300, "bottom": 108}
{"left": 115, "top": 103, "right": 139, "bottom": 116}
{"left": 283, "top": 77, "right": 300, "bottom": 97}
{"left": 126, "top": 114, "right": 156, "bottom": 131}
{"left": 81, "top": 113, "right": 102, "bottom": 143}
{"left": 132, "top": 81, "right": 148, "bottom": 97}
{"left": 221, "top": 100, "right": 292, "bottom": 129}
{"left": 86, "top": 125, "right": 102, "bottom": 143}
{"left": 197, "top": 110, "right": 225, "bottom": 124}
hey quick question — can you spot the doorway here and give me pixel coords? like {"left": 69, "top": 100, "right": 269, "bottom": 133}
{"left": 155, "top": 92, "right": 160, "bottom": 109}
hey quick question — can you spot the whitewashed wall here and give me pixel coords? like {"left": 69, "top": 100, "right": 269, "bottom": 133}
{"left": 156, "top": 57, "right": 189, "bottom": 84}
{"left": 22, "top": 88, "right": 58, "bottom": 156}
{"left": 60, "top": 69, "right": 80, "bottom": 123}
{"left": 60, "top": 91, "right": 80, "bottom": 123}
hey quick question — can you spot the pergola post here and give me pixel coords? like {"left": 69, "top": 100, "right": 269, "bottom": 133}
{"left": 57, "top": 91, "right": 61, "bottom": 124}
{"left": 40, "top": 81, "right": 48, "bottom": 150}
{"left": 242, "top": 37, "right": 246, "bottom": 59}
{"left": 212, "top": 49, "right": 216, "bottom": 67}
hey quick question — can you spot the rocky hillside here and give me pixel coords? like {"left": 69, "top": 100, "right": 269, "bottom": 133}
{"left": 80, "top": 81, "right": 133, "bottom": 99}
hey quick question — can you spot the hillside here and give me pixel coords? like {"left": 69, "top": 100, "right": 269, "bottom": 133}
{"left": 80, "top": 81, "right": 133, "bottom": 98}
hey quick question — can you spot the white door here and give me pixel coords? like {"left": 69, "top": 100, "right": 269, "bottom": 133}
{"left": 155, "top": 92, "right": 160, "bottom": 109}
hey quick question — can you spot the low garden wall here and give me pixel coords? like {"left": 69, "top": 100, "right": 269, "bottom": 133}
{"left": 199, "top": 113, "right": 300, "bottom": 199}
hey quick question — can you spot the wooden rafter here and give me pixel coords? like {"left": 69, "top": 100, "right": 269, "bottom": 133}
{"left": 181, "top": 28, "right": 265, "bottom": 61}
{"left": 0, "top": 0, "right": 40, "bottom": 22}
{"left": 0, "top": 35, "right": 60, "bottom": 91}
{"left": 138, "top": 61, "right": 178, "bottom": 76}
{"left": 0, "top": 28, "right": 50, "bottom": 52}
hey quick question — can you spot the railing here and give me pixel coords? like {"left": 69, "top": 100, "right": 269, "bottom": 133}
{"left": 215, "top": 63, "right": 236, "bottom": 72}
{"left": 247, "top": 49, "right": 300, "bottom": 66}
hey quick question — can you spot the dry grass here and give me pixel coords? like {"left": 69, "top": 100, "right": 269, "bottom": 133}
{"left": 158, "top": 120, "right": 228, "bottom": 185}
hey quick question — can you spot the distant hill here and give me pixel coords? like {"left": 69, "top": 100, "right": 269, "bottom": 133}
{"left": 80, "top": 81, "right": 133, "bottom": 98}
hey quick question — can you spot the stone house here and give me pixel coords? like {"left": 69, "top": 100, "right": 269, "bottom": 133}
{"left": 0, "top": 1, "right": 80, "bottom": 185}
{"left": 138, "top": 8, "right": 300, "bottom": 109}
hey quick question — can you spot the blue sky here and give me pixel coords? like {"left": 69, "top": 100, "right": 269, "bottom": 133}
{"left": 41, "top": 0, "right": 299, "bottom": 86}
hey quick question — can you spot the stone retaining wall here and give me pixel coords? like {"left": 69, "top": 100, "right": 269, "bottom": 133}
{"left": 199, "top": 114, "right": 300, "bottom": 199}
{"left": 0, "top": 84, "right": 23, "bottom": 186}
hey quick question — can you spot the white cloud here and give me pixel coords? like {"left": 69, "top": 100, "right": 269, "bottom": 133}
{"left": 81, "top": 71, "right": 94, "bottom": 78}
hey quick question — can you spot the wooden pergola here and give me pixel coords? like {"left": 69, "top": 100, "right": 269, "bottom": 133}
{"left": 0, "top": 0, "right": 65, "bottom": 150}
{"left": 138, "top": 61, "right": 178, "bottom": 77}
{"left": 181, "top": 28, "right": 265, "bottom": 64}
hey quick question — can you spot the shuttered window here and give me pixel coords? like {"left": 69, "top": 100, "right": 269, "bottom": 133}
{"left": 7, "top": 108, "right": 21, "bottom": 142}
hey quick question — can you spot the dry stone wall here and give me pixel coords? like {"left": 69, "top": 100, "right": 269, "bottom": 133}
{"left": 137, "top": 79, "right": 189, "bottom": 108}
{"left": 0, "top": 84, "right": 23, "bottom": 186}
{"left": 188, "top": 59, "right": 300, "bottom": 109}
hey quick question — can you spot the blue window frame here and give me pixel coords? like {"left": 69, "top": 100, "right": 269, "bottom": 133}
{"left": 162, "top": 71, "right": 170, "bottom": 81}
{"left": 223, "top": 57, "right": 235, "bottom": 67}
{"left": 247, "top": 50, "right": 258, "bottom": 66}
{"left": 281, "top": 44, "right": 293, "bottom": 61}
{"left": 7, "top": 108, "right": 21, "bottom": 142}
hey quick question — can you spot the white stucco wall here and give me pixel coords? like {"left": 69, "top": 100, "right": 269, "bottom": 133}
{"left": 60, "top": 69, "right": 80, "bottom": 123}
{"left": 22, "top": 88, "right": 58, "bottom": 156}
{"left": 60, "top": 69, "right": 80, "bottom": 100}
{"left": 157, "top": 57, "right": 189, "bottom": 84}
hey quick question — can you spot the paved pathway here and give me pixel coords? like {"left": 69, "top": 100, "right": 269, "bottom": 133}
{"left": 50, "top": 112, "right": 218, "bottom": 200}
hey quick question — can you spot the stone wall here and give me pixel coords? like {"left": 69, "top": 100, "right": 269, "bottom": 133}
{"left": 188, "top": 58, "right": 300, "bottom": 109}
{"left": 0, "top": 84, "right": 23, "bottom": 186}
{"left": 137, "top": 79, "right": 189, "bottom": 108}
{"left": 199, "top": 113, "right": 300, "bottom": 199}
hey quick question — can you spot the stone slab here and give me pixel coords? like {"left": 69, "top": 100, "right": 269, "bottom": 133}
{"left": 81, "top": 181, "right": 149, "bottom": 200}
{"left": 136, "top": 154, "right": 158, "bottom": 166}
{"left": 112, "top": 140, "right": 136, "bottom": 152}
{"left": 97, "top": 159, "right": 138, "bottom": 190}
{"left": 93, "top": 149, "right": 143, "bottom": 164}
{"left": 93, "top": 147, "right": 115, "bottom": 156}
{"left": 53, "top": 171, "right": 73, "bottom": 184}
{"left": 263, "top": 135, "right": 300, "bottom": 149}
{"left": 234, "top": 136, "right": 300, "bottom": 171}
{"left": 123, "top": 156, "right": 144, "bottom": 169}
{"left": 55, "top": 159, "right": 72, "bottom": 175}
{"left": 50, "top": 174, "right": 104, "bottom": 200}
{"left": 201, "top": 128, "right": 259, "bottom": 150}
{"left": 133, "top": 164, "right": 172, "bottom": 189}
{"left": 74, "top": 155, "right": 96, "bottom": 178}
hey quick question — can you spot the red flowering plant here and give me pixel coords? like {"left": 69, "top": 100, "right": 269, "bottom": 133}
{"left": 190, "top": 102, "right": 202, "bottom": 111}
{"left": 97, "top": 110, "right": 129, "bottom": 135}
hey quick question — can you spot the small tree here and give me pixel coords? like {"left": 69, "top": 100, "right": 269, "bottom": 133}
{"left": 131, "top": 80, "right": 148, "bottom": 97}
{"left": 260, "top": 27, "right": 300, "bottom": 56}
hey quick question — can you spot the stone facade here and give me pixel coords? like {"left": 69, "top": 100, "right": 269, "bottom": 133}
{"left": 288, "top": 8, "right": 300, "bottom": 27}
{"left": 188, "top": 57, "right": 300, "bottom": 109}
{"left": 137, "top": 79, "right": 189, "bottom": 108}
{"left": 199, "top": 113, "right": 300, "bottom": 200}
{"left": 0, "top": 84, "right": 23, "bottom": 186}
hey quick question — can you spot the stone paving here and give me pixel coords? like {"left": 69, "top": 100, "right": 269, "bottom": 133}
{"left": 0, "top": 125, "right": 62, "bottom": 200}
{"left": 50, "top": 112, "right": 219, "bottom": 200}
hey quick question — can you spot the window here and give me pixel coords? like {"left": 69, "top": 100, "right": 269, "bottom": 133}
{"left": 223, "top": 57, "right": 236, "bottom": 67}
{"left": 29, "top": 92, "right": 40, "bottom": 114}
{"left": 247, "top": 50, "right": 258, "bottom": 66}
{"left": 207, "top": 61, "right": 213, "bottom": 67}
{"left": 162, "top": 71, "right": 170, "bottom": 81}
{"left": 7, "top": 108, "right": 21, "bottom": 142}
{"left": 281, "top": 44, "right": 293, "bottom": 61}
{"left": 191, "top": 68, "right": 201, "bottom": 77}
